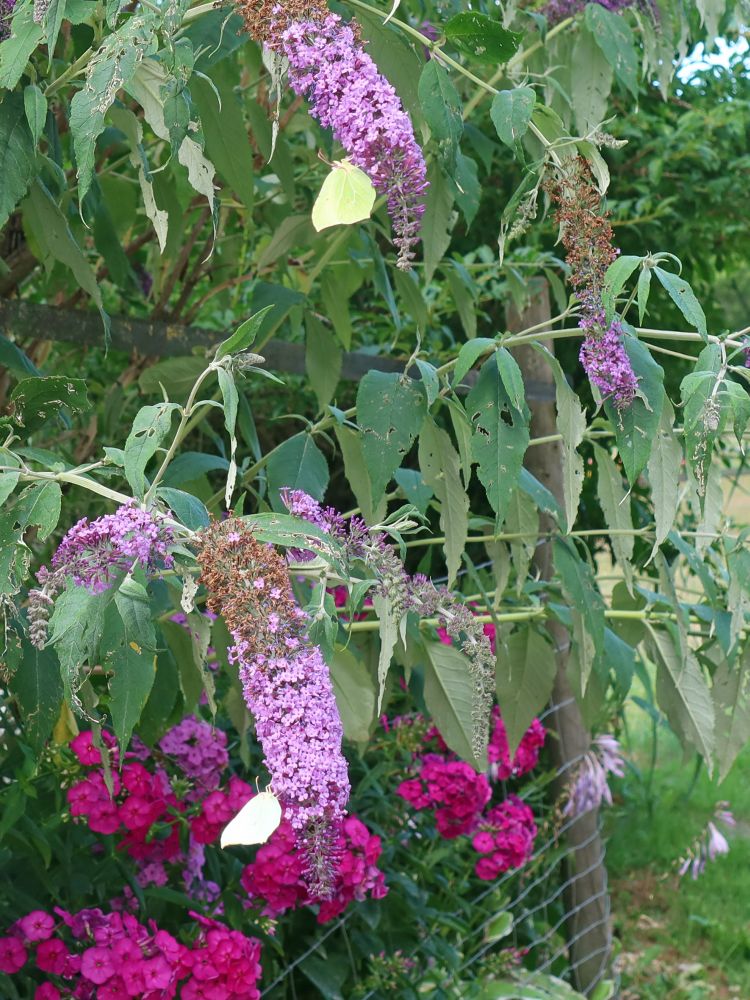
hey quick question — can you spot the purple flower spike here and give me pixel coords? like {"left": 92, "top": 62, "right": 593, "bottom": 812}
{"left": 278, "top": 13, "right": 429, "bottom": 269}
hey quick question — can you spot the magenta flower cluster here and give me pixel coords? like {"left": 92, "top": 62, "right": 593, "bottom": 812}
{"left": 240, "top": 815, "right": 388, "bottom": 922}
{"left": 159, "top": 715, "right": 229, "bottom": 799}
{"left": 0, "top": 906, "right": 262, "bottom": 1000}
{"left": 398, "top": 758, "right": 492, "bottom": 839}
{"left": 579, "top": 313, "right": 639, "bottom": 408}
{"left": 487, "top": 708, "right": 546, "bottom": 782}
{"left": 472, "top": 798, "right": 538, "bottom": 881}
{"left": 279, "top": 13, "right": 429, "bottom": 269}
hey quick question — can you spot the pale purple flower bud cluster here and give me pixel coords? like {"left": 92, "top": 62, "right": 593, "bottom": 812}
{"left": 579, "top": 315, "right": 638, "bottom": 408}
{"left": 678, "top": 801, "right": 735, "bottom": 879}
{"left": 564, "top": 734, "right": 625, "bottom": 817}
{"left": 28, "top": 502, "right": 174, "bottom": 649}
{"left": 278, "top": 13, "right": 429, "bottom": 269}
{"left": 280, "top": 487, "right": 346, "bottom": 562}
{"left": 158, "top": 716, "right": 229, "bottom": 799}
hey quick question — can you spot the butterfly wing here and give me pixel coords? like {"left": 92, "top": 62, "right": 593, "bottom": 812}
{"left": 220, "top": 792, "right": 283, "bottom": 848}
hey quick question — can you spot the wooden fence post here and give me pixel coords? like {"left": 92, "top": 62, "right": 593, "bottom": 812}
{"left": 508, "top": 280, "right": 611, "bottom": 994}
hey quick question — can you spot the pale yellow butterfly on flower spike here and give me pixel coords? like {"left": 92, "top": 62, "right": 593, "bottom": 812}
{"left": 220, "top": 784, "right": 282, "bottom": 848}
{"left": 311, "top": 158, "right": 377, "bottom": 232}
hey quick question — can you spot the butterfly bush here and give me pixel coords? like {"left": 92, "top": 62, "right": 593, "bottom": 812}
{"left": 0, "top": 906, "right": 262, "bottom": 999}
{"left": 27, "top": 500, "right": 175, "bottom": 649}
{"left": 281, "top": 489, "right": 496, "bottom": 759}
{"left": 276, "top": 12, "right": 429, "bottom": 270}
{"left": 197, "top": 519, "right": 350, "bottom": 897}
{"left": 548, "top": 158, "right": 638, "bottom": 407}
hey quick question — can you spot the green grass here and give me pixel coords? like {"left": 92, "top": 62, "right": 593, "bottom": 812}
{"left": 605, "top": 700, "right": 750, "bottom": 999}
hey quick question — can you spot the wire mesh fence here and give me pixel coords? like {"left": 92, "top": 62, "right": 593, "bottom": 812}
{"left": 259, "top": 697, "right": 615, "bottom": 998}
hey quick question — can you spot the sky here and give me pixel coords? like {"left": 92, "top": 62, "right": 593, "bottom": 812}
{"left": 677, "top": 35, "right": 749, "bottom": 81}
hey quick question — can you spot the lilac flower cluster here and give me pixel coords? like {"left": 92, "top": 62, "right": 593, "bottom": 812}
{"left": 197, "top": 521, "right": 351, "bottom": 897}
{"left": 678, "top": 802, "right": 735, "bottom": 879}
{"left": 579, "top": 315, "right": 639, "bottom": 406}
{"left": 277, "top": 13, "right": 429, "bottom": 269}
{"left": 27, "top": 501, "right": 174, "bottom": 649}
{"left": 564, "top": 734, "right": 626, "bottom": 817}
{"left": 159, "top": 716, "right": 229, "bottom": 800}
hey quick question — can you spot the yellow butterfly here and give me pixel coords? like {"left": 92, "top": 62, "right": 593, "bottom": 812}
{"left": 311, "top": 159, "right": 377, "bottom": 232}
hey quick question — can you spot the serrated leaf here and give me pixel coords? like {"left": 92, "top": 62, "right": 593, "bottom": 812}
{"left": 592, "top": 443, "right": 634, "bottom": 591}
{"left": 23, "top": 83, "right": 46, "bottom": 147}
{"left": 490, "top": 87, "right": 535, "bottom": 148}
{"left": 49, "top": 586, "right": 112, "bottom": 709}
{"left": 373, "top": 593, "right": 399, "bottom": 714}
{"left": 423, "top": 640, "right": 486, "bottom": 768}
{"left": 503, "top": 488, "right": 538, "bottom": 597}
{"left": 419, "top": 60, "right": 463, "bottom": 167}
{"left": 601, "top": 255, "right": 642, "bottom": 323}
{"left": 571, "top": 27, "right": 613, "bottom": 136}
{"left": 14, "top": 481, "right": 61, "bottom": 540}
{"left": 266, "top": 433, "right": 329, "bottom": 512}
{"left": 649, "top": 624, "right": 714, "bottom": 766}
{"left": 637, "top": 266, "right": 652, "bottom": 324}
{"left": 554, "top": 538, "right": 606, "bottom": 693}
{"left": 357, "top": 371, "right": 427, "bottom": 505}
{"left": 465, "top": 357, "right": 529, "bottom": 526}
{"left": 70, "top": 13, "right": 157, "bottom": 206}
{"left": 419, "top": 416, "right": 468, "bottom": 588}
{"left": 0, "top": 5, "right": 43, "bottom": 90}
{"left": 0, "top": 93, "right": 37, "bottom": 233}
{"left": 584, "top": 3, "right": 638, "bottom": 98}
{"left": 421, "top": 160, "right": 455, "bottom": 283}
{"left": 330, "top": 648, "right": 376, "bottom": 743}
{"left": 453, "top": 338, "right": 497, "bottom": 387}
{"left": 653, "top": 266, "right": 707, "bottom": 341}
{"left": 10, "top": 640, "right": 63, "bottom": 756}
{"left": 646, "top": 398, "right": 681, "bottom": 558}
{"left": 123, "top": 402, "right": 179, "bottom": 496}
{"left": 215, "top": 305, "right": 273, "bottom": 360}
{"left": 444, "top": 12, "right": 522, "bottom": 63}
{"left": 105, "top": 580, "right": 157, "bottom": 752}
{"left": 496, "top": 626, "right": 556, "bottom": 755}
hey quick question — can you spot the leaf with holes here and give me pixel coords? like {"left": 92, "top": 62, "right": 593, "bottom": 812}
{"left": 357, "top": 371, "right": 427, "bottom": 505}
{"left": 123, "top": 402, "right": 180, "bottom": 497}
{"left": 444, "top": 12, "right": 522, "bottom": 63}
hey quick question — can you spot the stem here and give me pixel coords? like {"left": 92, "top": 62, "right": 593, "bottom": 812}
{"left": 45, "top": 48, "right": 93, "bottom": 97}
{"left": 144, "top": 364, "right": 219, "bottom": 504}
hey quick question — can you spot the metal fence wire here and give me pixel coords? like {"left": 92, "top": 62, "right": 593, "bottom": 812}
{"left": 260, "top": 697, "right": 614, "bottom": 998}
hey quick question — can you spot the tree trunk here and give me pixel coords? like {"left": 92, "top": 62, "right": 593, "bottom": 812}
{"left": 508, "top": 281, "right": 611, "bottom": 994}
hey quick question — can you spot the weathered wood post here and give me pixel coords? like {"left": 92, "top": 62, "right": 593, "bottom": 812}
{"left": 509, "top": 279, "right": 611, "bottom": 994}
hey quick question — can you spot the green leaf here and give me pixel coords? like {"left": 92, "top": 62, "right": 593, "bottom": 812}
{"left": 329, "top": 648, "right": 376, "bottom": 743}
{"left": 518, "top": 467, "right": 566, "bottom": 527}
{"left": 713, "top": 646, "right": 750, "bottom": 782}
{"left": 444, "top": 12, "right": 522, "bottom": 63}
{"left": 571, "top": 26, "right": 614, "bottom": 136}
{"left": 503, "top": 488, "right": 538, "bottom": 597}
{"left": 49, "top": 586, "right": 111, "bottom": 708}
{"left": 554, "top": 538, "right": 606, "bottom": 693}
{"left": 680, "top": 344, "right": 724, "bottom": 501}
{"left": 496, "top": 626, "right": 556, "bottom": 756}
{"left": 190, "top": 64, "right": 254, "bottom": 211}
{"left": 10, "top": 375, "right": 90, "bottom": 432}
{"left": 0, "top": 514, "right": 24, "bottom": 596}
{"left": 139, "top": 356, "right": 207, "bottom": 397}
{"left": 495, "top": 348, "right": 525, "bottom": 412}
{"left": 157, "top": 487, "right": 209, "bottom": 530}
{"left": 357, "top": 371, "right": 427, "bottom": 505}
{"left": 217, "top": 367, "right": 238, "bottom": 508}
{"left": 453, "top": 338, "right": 497, "bottom": 387}
{"left": 333, "top": 425, "right": 385, "bottom": 527}
{"left": 13, "top": 481, "right": 61, "bottom": 540}
{"left": 0, "top": 93, "right": 36, "bottom": 232}
{"left": 0, "top": 333, "right": 39, "bottom": 377}
{"left": 105, "top": 580, "right": 157, "bottom": 752}
{"left": 490, "top": 87, "right": 535, "bottom": 148}
{"left": 306, "top": 315, "right": 342, "bottom": 413}
{"left": 423, "top": 640, "right": 486, "bottom": 768}
{"left": 373, "top": 593, "right": 400, "bottom": 714}
{"left": 637, "top": 266, "right": 652, "bottom": 324}
{"left": 418, "top": 60, "right": 463, "bottom": 167}
{"left": 214, "top": 305, "right": 273, "bottom": 360}
{"left": 43, "top": 0, "right": 66, "bottom": 59}
{"left": 601, "top": 255, "right": 642, "bottom": 323}
{"left": 649, "top": 624, "right": 714, "bottom": 766}
{"left": 592, "top": 443, "right": 634, "bottom": 591}
{"left": 123, "top": 402, "right": 180, "bottom": 496}
{"left": 646, "top": 398, "right": 681, "bottom": 558}
{"left": 70, "top": 13, "right": 157, "bottom": 206}
{"left": 266, "top": 433, "right": 329, "bottom": 512}
{"left": 584, "top": 3, "right": 639, "bottom": 99}
{"left": 465, "top": 357, "right": 529, "bottom": 526}
{"left": 10, "top": 641, "right": 63, "bottom": 756}
{"left": 0, "top": 5, "right": 43, "bottom": 90}
{"left": 312, "top": 159, "right": 376, "bottom": 230}
{"left": 23, "top": 181, "right": 109, "bottom": 336}
{"left": 418, "top": 416, "right": 468, "bottom": 588}
{"left": 0, "top": 452, "right": 20, "bottom": 507}
{"left": 653, "top": 266, "right": 708, "bottom": 341}
{"left": 604, "top": 335, "right": 665, "bottom": 484}
{"left": 421, "top": 160, "right": 455, "bottom": 283}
